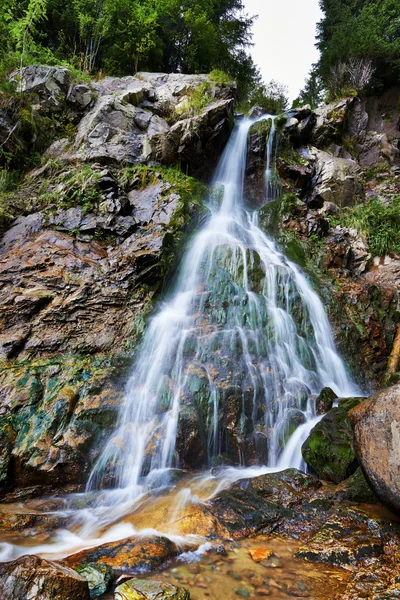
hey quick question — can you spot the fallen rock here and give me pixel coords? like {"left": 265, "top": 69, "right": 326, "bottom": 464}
{"left": 74, "top": 562, "right": 114, "bottom": 598}
{"left": 114, "top": 578, "right": 190, "bottom": 600}
{"left": 0, "top": 554, "right": 90, "bottom": 599}
{"left": 301, "top": 397, "right": 363, "bottom": 483}
{"left": 64, "top": 535, "right": 183, "bottom": 573}
{"left": 349, "top": 384, "right": 400, "bottom": 514}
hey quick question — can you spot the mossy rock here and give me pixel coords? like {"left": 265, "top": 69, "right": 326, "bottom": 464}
{"left": 75, "top": 562, "right": 114, "bottom": 598}
{"left": 114, "top": 579, "right": 190, "bottom": 600}
{"left": 301, "top": 397, "right": 363, "bottom": 483}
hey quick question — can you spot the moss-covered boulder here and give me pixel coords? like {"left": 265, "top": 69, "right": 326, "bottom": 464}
{"left": 114, "top": 579, "right": 190, "bottom": 600}
{"left": 301, "top": 397, "right": 363, "bottom": 483}
{"left": 315, "top": 387, "right": 338, "bottom": 415}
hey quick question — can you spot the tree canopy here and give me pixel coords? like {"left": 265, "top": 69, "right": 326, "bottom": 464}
{"left": 315, "top": 0, "right": 400, "bottom": 94}
{"left": 0, "top": 0, "right": 261, "bottom": 100}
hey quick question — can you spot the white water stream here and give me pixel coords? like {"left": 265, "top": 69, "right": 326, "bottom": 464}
{"left": 0, "top": 117, "right": 360, "bottom": 562}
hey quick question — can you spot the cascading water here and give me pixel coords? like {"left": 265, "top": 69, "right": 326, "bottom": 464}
{"left": 0, "top": 116, "right": 361, "bottom": 563}
{"left": 87, "top": 116, "right": 358, "bottom": 498}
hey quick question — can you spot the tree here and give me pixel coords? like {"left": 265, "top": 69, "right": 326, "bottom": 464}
{"left": 249, "top": 80, "right": 289, "bottom": 115}
{"left": 10, "top": 0, "right": 48, "bottom": 75}
{"left": 294, "top": 68, "right": 324, "bottom": 109}
{"left": 316, "top": 0, "right": 400, "bottom": 92}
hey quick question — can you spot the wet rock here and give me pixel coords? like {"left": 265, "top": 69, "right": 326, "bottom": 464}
{"left": 315, "top": 387, "right": 338, "bottom": 415}
{"left": 295, "top": 506, "right": 398, "bottom": 570}
{"left": 208, "top": 469, "right": 321, "bottom": 539}
{"left": 64, "top": 536, "right": 184, "bottom": 573}
{"left": 114, "top": 578, "right": 190, "bottom": 600}
{"left": 311, "top": 468, "right": 378, "bottom": 504}
{"left": 75, "top": 562, "right": 114, "bottom": 598}
{"left": 349, "top": 384, "right": 400, "bottom": 514}
{"left": 0, "top": 554, "right": 90, "bottom": 599}
{"left": 301, "top": 397, "right": 363, "bottom": 483}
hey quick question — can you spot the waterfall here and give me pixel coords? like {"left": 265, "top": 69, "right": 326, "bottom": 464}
{"left": 87, "top": 117, "right": 358, "bottom": 498}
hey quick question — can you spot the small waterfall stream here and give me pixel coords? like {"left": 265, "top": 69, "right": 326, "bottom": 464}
{"left": 87, "top": 116, "right": 358, "bottom": 497}
{"left": 0, "top": 117, "right": 360, "bottom": 563}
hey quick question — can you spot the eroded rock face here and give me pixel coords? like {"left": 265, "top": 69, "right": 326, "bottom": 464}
{"left": 0, "top": 554, "right": 90, "bottom": 599}
{"left": 349, "top": 384, "right": 400, "bottom": 514}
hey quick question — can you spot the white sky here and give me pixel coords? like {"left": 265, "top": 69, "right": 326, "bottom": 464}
{"left": 243, "top": 0, "right": 323, "bottom": 101}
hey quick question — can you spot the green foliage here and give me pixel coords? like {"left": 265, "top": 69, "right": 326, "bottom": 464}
{"left": 247, "top": 80, "right": 289, "bottom": 115}
{"left": 316, "top": 0, "right": 400, "bottom": 92}
{"left": 0, "top": 0, "right": 259, "bottom": 102}
{"left": 208, "top": 69, "right": 234, "bottom": 86}
{"left": 174, "top": 81, "right": 213, "bottom": 119}
{"left": 329, "top": 196, "right": 400, "bottom": 256}
{"left": 293, "top": 67, "right": 324, "bottom": 109}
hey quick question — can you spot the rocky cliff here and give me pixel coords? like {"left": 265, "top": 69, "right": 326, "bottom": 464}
{"left": 248, "top": 89, "right": 400, "bottom": 386}
{"left": 0, "top": 66, "right": 235, "bottom": 494}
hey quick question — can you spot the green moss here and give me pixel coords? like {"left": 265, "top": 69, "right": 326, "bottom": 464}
{"left": 208, "top": 70, "right": 235, "bottom": 86}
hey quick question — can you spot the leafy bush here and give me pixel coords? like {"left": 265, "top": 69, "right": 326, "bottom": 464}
{"left": 330, "top": 196, "right": 400, "bottom": 256}
{"left": 208, "top": 70, "right": 234, "bottom": 86}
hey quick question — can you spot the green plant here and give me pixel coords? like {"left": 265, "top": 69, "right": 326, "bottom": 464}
{"left": 174, "top": 82, "right": 213, "bottom": 119}
{"left": 329, "top": 196, "right": 400, "bottom": 256}
{"left": 208, "top": 70, "right": 234, "bottom": 86}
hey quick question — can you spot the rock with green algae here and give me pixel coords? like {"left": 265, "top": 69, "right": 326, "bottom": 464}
{"left": 114, "top": 579, "right": 190, "bottom": 600}
{"left": 75, "top": 562, "right": 114, "bottom": 598}
{"left": 315, "top": 386, "right": 337, "bottom": 415}
{"left": 301, "top": 397, "right": 364, "bottom": 484}
{"left": 295, "top": 505, "right": 400, "bottom": 570}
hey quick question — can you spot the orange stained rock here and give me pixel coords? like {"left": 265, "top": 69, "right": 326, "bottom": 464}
{"left": 248, "top": 548, "right": 273, "bottom": 563}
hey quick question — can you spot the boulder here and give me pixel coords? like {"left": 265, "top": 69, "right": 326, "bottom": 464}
{"left": 9, "top": 65, "right": 70, "bottom": 113}
{"left": 0, "top": 554, "right": 90, "bottom": 599}
{"left": 315, "top": 387, "right": 338, "bottom": 415}
{"left": 349, "top": 384, "right": 400, "bottom": 514}
{"left": 64, "top": 535, "right": 182, "bottom": 573}
{"left": 295, "top": 506, "right": 392, "bottom": 570}
{"left": 307, "top": 147, "right": 363, "bottom": 209}
{"left": 325, "top": 226, "right": 371, "bottom": 275}
{"left": 114, "top": 578, "right": 190, "bottom": 600}
{"left": 312, "top": 98, "right": 350, "bottom": 147}
{"left": 301, "top": 397, "right": 363, "bottom": 483}
{"left": 74, "top": 562, "right": 114, "bottom": 598}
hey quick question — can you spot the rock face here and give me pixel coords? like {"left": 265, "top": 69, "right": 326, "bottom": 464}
{"left": 0, "top": 554, "right": 90, "bottom": 599}
{"left": 74, "top": 562, "right": 114, "bottom": 598}
{"left": 302, "top": 398, "right": 363, "bottom": 483}
{"left": 349, "top": 384, "right": 400, "bottom": 514}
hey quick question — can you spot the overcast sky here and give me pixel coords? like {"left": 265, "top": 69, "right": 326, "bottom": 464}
{"left": 243, "top": 0, "right": 323, "bottom": 101}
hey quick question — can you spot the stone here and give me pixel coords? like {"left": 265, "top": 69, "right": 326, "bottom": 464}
{"left": 208, "top": 469, "right": 321, "bottom": 539}
{"left": 349, "top": 384, "right": 400, "bottom": 515}
{"left": 325, "top": 226, "right": 371, "bottom": 275}
{"left": 64, "top": 536, "right": 182, "bottom": 573}
{"left": 67, "top": 84, "right": 94, "bottom": 111}
{"left": 9, "top": 65, "right": 70, "bottom": 113}
{"left": 313, "top": 98, "right": 350, "bottom": 147}
{"left": 295, "top": 506, "right": 397, "bottom": 570}
{"left": 307, "top": 147, "right": 364, "bottom": 209}
{"left": 301, "top": 397, "right": 363, "bottom": 483}
{"left": 0, "top": 554, "right": 90, "bottom": 599}
{"left": 315, "top": 387, "right": 338, "bottom": 415}
{"left": 114, "top": 578, "right": 190, "bottom": 600}
{"left": 75, "top": 562, "right": 114, "bottom": 598}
